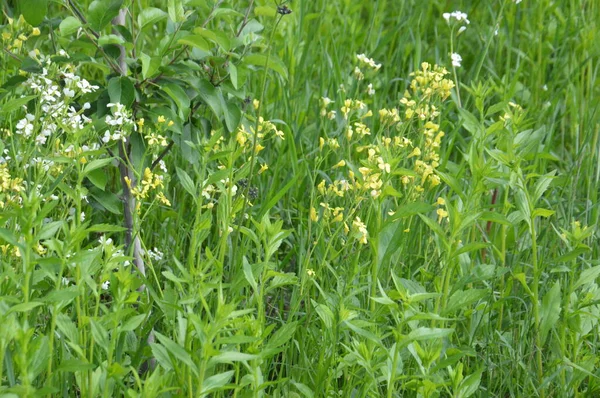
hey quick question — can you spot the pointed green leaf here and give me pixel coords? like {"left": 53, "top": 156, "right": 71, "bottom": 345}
{"left": 178, "top": 35, "right": 211, "bottom": 51}
{"left": 243, "top": 54, "right": 288, "bottom": 81}
{"left": 138, "top": 7, "right": 167, "bottom": 30}
{"left": 176, "top": 167, "right": 196, "bottom": 197}
{"left": 163, "top": 83, "right": 191, "bottom": 119}
{"left": 21, "top": 0, "right": 48, "bottom": 26}
{"left": 443, "top": 289, "right": 488, "bottom": 315}
{"left": 408, "top": 327, "right": 454, "bottom": 341}
{"left": 200, "top": 370, "right": 235, "bottom": 395}
{"left": 574, "top": 265, "right": 600, "bottom": 289}
{"left": 88, "top": 0, "right": 123, "bottom": 32}
{"left": 540, "top": 281, "right": 561, "bottom": 344}
{"left": 154, "top": 331, "right": 197, "bottom": 374}
{"left": 108, "top": 76, "right": 135, "bottom": 107}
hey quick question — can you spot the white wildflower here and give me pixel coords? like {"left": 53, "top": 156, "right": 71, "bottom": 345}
{"left": 451, "top": 53, "right": 462, "bottom": 67}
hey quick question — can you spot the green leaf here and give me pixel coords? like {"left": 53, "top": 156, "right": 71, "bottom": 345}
{"left": 457, "top": 368, "right": 483, "bottom": 398}
{"left": 574, "top": 265, "right": 600, "bottom": 289}
{"left": 107, "top": 76, "right": 135, "bottom": 107}
{"left": 120, "top": 314, "right": 146, "bottom": 332}
{"left": 378, "top": 222, "right": 404, "bottom": 267}
{"left": 193, "top": 27, "right": 231, "bottom": 51}
{"left": 19, "top": 57, "right": 41, "bottom": 74}
{"left": 243, "top": 256, "right": 258, "bottom": 291}
{"left": 59, "top": 16, "right": 82, "bottom": 36}
{"left": 243, "top": 54, "right": 289, "bottom": 81}
{"left": 254, "top": 6, "right": 277, "bottom": 17}
{"left": 37, "top": 220, "right": 64, "bottom": 240}
{"left": 291, "top": 381, "right": 314, "bottom": 398}
{"left": 211, "top": 351, "right": 259, "bottom": 363}
{"left": 163, "top": 83, "right": 191, "bottom": 119}
{"left": 168, "top": 0, "right": 185, "bottom": 23}
{"left": 223, "top": 101, "right": 241, "bottom": 132}
{"left": 57, "top": 359, "right": 96, "bottom": 373}
{"left": 89, "top": 319, "right": 109, "bottom": 353}
{"left": 196, "top": 79, "right": 222, "bottom": 119}
{"left": 540, "top": 281, "right": 561, "bottom": 344}
{"left": 90, "top": 189, "right": 122, "bottom": 214}
{"left": 311, "top": 300, "right": 334, "bottom": 329}
{"left": 83, "top": 158, "right": 114, "bottom": 177}
{"left": 87, "top": 168, "right": 108, "bottom": 190}
{"left": 140, "top": 52, "right": 161, "bottom": 79}
{"left": 0, "top": 95, "right": 37, "bottom": 114}
{"left": 265, "top": 322, "right": 297, "bottom": 350}
{"left": 21, "top": 0, "right": 47, "bottom": 26}
{"left": 408, "top": 327, "right": 454, "bottom": 341}
{"left": 86, "top": 224, "right": 127, "bottom": 233}
{"left": 178, "top": 35, "right": 211, "bottom": 52}
{"left": 532, "top": 171, "right": 556, "bottom": 202}
{"left": 532, "top": 208, "right": 555, "bottom": 219}
{"left": 8, "top": 302, "right": 44, "bottom": 314}
{"left": 176, "top": 167, "right": 196, "bottom": 197}
{"left": 443, "top": 289, "right": 488, "bottom": 315}
{"left": 42, "top": 287, "right": 80, "bottom": 304}
{"left": 138, "top": 7, "right": 168, "bottom": 30}
{"left": 479, "top": 211, "right": 512, "bottom": 226}
{"left": 88, "top": 0, "right": 123, "bottom": 32}
{"left": 154, "top": 331, "right": 198, "bottom": 374}
{"left": 418, "top": 214, "right": 448, "bottom": 248}
{"left": 150, "top": 343, "right": 173, "bottom": 371}
{"left": 0, "top": 228, "right": 18, "bottom": 247}
{"left": 458, "top": 108, "right": 482, "bottom": 137}
{"left": 553, "top": 247, "right": 590, "bottom": 264}
{"left": 450, "top": 242, "right": 489, "bottom": 259}
{"left": 259, "top": 174, "right": 299, "bottom": 218}
{"left": 200, "top": 371, "right": 235, "bottom": 395}
{"left": 98, "top": 34, "right": 125, "bottom": 46}
{"left": 228, "top": 63, "right": 238, "bottom": 89}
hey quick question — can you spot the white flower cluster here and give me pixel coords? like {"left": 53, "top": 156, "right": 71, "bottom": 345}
{"left": 147, "top": 247, "right": 164, "bottom": 261}
{"left": 356, "top": 53, "right": 382, "bottom": 71}
{"left": 451, "top": 53, "right": 463, "bottom": 68}
{"left": 442, "top": 11, "right": 470, "bottom": 25}
{"left": 103, "top": 103, "right": 135, "bottom": 143}
{"left": 20, "top": 60, "right": 98, "bottom": 145}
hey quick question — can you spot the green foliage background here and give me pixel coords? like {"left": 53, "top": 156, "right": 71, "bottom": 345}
{"left": 0, "top": 0, "right": 599, "bottom": 397}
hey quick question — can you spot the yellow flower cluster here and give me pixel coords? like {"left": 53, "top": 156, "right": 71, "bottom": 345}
{"left": 379, "top": 108, "right": 401, "bottom": 126}
{"left": 124, "top": 168, "right": 170, "bottom": 211}
{"left": 145, "top": 131, "right": 168, "bottom": 148}
{"left": 138, "top": 116, "right": 172, "bottom": 152}
{"left": 340, "top": 99, "right": 371, "bottom": 120}
{"left": 0, "top": 163, "right": 24, "bottom": 208}
{"left": 350, "top": 216, "right": 369, "bottom": 244}
{"left": 435, "top": 197, "right": 448, "bottom": 223}
{"left": 236, "top": 117, "right": 284, "bottom": 153}
{"left": 1, "top": 16, "right": 40, "bottom": 53}
{"left": 320, "top": 97, "right": 336, "bottom": 119}
{"left": 407, "top": 62, "right": 455, "bottom": 102}
{"left": 396, "top": 63, "right": 453, "bottom": 195}
{"left": 319, "top": 203, "right": 345, "bottom": 223}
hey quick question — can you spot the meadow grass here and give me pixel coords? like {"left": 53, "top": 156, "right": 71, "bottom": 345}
{"left": 0, "top": 0, "right": 599, "bottom": 397}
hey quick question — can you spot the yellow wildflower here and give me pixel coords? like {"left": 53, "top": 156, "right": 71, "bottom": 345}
{"left": 310, "top": 207, "right": 319, "bottom": 222}
{"left": 333, "top": 160, "right": 346, "bottom": 169}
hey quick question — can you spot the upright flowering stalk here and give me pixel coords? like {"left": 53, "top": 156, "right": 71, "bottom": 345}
{"left": 442, "top": 10, "right": 469, "bottom": 107}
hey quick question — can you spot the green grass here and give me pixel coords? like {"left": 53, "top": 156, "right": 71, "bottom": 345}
{"left": 0, "top": 0, "right": 599, "bottom": 397}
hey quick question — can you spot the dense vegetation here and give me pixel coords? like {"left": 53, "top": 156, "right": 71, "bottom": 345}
{"left": 1, "top": 0, "right": 599, "bottom": 396}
